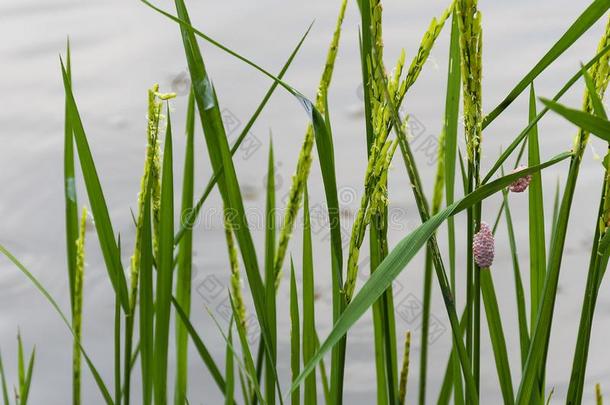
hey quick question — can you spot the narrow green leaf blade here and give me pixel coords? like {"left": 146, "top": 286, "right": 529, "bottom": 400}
{"left": 541, "top": 98, "right": 610, "bottom": 142}
{"left": 480, "top": 269, "right": 515, "bottom": 405}
{"left": 172, "top": 298, "right": 227, "bottom": 396}
{"left": 175, "top": 90, "right": 195, "bottom": 405}
{"left": 59, "top": 62, "right": 129, "bottom": 312}
{"left": 528, "top": 85, "right": 546, "bottom": 335}
{"left": 289, "top": 261, "right": 301, "bottom": 405}
{"left": 302, "top": 187, "right": 317, "bottom": 405}
{"left": 153, "top": 109, "right": 175, "bottom": 404}
{"left": 264, "top": 140, "right": 277, "bottom": 405}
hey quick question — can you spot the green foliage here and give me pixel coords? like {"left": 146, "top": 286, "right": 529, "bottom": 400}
{"left": 2, "top": 2, "right": 610, "bottom": 405}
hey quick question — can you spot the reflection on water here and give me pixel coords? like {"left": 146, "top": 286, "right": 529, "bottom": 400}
{"left": 1, "top": 0, "right": 609, "bottom": 403}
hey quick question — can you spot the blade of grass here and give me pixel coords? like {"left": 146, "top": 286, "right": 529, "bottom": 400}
{"left": 175, "top": 89, "right": 196, "bottom": 405}
{"left": 444, "top": 12, "right": 463, "bottom": 405}
{"left": 499, "top": 184, "right": 530, "bottom": 368}
{"left": 59, "top": 61, "right": 129, "bottom": 312}
{"left": 227, "top": 297, "right": 265, "bottom": 405}
{"left": 541, "top": 98, "right": 610, "bottom": 142}
{"left": 138, "top": 175, "right": 154, "bottom": 405}
{"left": 419, "top": 128, "right": 446, "bottom": 404}
{"left": 551, "top": 179, "right": 561, "bottom": 242}
{"left": 436, "top": 308, "right": 467, "bottom": 405}
{"left": 21, "top": 346, "right": 35, "bottom": 405}
{"left": 289, "top": 261, "right": 300, "bottom": 405}
{"left": 479, "top": 268, "right": 515, "bottom": 405}
{"left": 63, "top": 39, "right": 79, "bottom": 312}
{"left": 17, "top": 332, "right": 25, "bottom": 402}
{"left": 264, "top": 141, "right": 277, "bottom": 405}
{"left": 172, "top": 298, "right": 228, "bottom": 398}
{"left": 114, "top": 288, "right": 121, "bottom": 404}
{"left": 528, "top": 84, "right": 547, "bottom": 334}
{"left": 527, "top": 84, "right": 547, "bottom": 404}
{"left": 302, "top": 187, "right": 317, "bottom": 405}
{"left": 153, "top": 108, "right": 174, "bottom": 404}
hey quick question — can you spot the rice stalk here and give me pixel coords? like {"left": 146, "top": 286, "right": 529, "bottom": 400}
{"left": 127, "top": 85, "right": 175, "bottom": 405}
{"left": 398, "top": 331, "right": 411, "bottom": 405}
{"left": 456, "top": 0, "right": 483, "bottom": 392}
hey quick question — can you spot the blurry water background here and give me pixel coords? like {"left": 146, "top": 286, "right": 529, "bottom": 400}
{"left": 1, "top": 0, "right": 610, "bottom": 403}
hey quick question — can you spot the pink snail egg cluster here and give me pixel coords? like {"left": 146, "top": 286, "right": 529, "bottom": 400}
{"left": 473, "top": 222, "right": 494, "bottom": 268}
{"left": 508, "top": 165, "right": 532, "bottom": 193}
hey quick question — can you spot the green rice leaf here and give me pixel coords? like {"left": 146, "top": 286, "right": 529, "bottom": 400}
{"left": 541, "top": 98, "right": 610, "bottom": 142}
{"left": 172, "top": 298, "right": 227, "bottom": 398}
{"left": 138, "top": 176, "right": 154, "bottom": 405}
{"left": 500, "top": 184, "right": 530, "bottom": 368}
{"left": 528, "top": 85, "right": 546, "bottom": 336}
{"left": 228, "top": 297, "right": 265, "bottom": 405}
{"left": 289, "top": 261, "right": 301, "bottom": 405}
{"left": 63, "top": 39, "right": 79, "bottom": 312}
{"left": 302, "top": 187, "right": 317, "bottom": 405}
{"left": 175, "top": 89, "right": 195, "bottom": 405}
{"left": 153, "top": 109, "right": 174, "bottom": 404}
{"left": 582, "top": 64, "right": 608, "bottom": 119}
{"left": 59, "top": 61, "right": 129, "bottom": 312}
{"left": 264, "top": 140, "right": 277, "bottom": 405}
{"left": 480, "top": 268, "right": 514, "bottom": 405}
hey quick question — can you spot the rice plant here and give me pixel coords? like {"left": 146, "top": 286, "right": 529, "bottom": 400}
{"left": 3, "top": 0, "right": 610, "bottom": 404}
